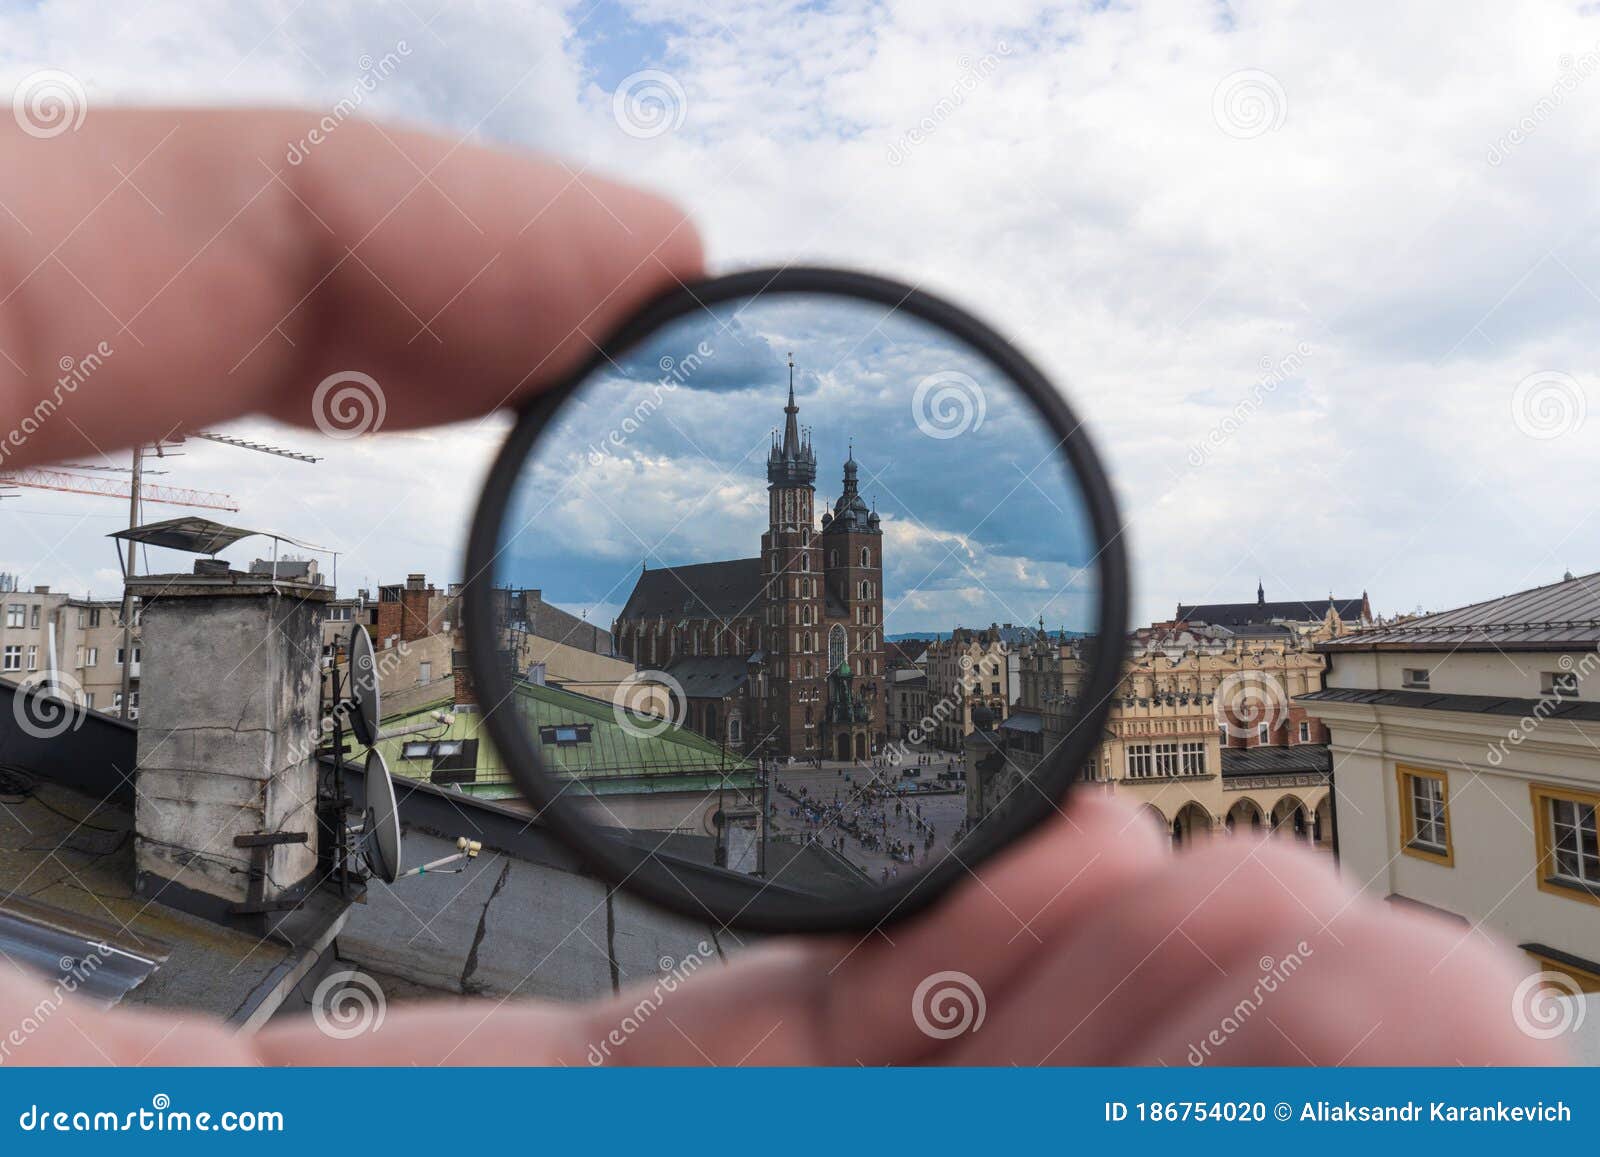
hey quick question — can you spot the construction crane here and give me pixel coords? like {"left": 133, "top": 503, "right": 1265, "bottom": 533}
{"left": 0, "top": 465, "right": 239, "bottom": 511}
{"left": 2, "top": 429, "right": 321, "bottom": 720}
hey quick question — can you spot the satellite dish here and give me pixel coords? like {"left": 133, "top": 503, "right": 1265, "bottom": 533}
{"left": 348, "top": 623, "right": 381, "bottom": 746}
{"left": 365, "top": 749, "right": 402, "bottom": 885}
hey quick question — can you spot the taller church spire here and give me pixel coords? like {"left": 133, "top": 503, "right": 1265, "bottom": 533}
{"left": 767, "top": 353, "right": 816, "bottom": 488}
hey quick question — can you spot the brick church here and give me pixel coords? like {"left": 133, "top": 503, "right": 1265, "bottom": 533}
{"left": 613, "top": 359, "right": 887, "bottom": 761}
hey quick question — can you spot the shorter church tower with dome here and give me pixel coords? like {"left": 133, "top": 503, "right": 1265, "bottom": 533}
{"left": 612, "top": 357, "right": 887, "bottom": 760}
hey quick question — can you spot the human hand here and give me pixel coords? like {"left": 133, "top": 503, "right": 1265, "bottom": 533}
{"left": 0, "top": 111, "right": 1559, "bottom": 1068}
{"left": 0, "top": 108, "right": 700, "bottom": 468}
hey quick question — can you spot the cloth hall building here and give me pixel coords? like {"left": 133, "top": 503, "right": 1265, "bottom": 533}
{"left": 613, "top": 364, "right": 888, "bottom": 761}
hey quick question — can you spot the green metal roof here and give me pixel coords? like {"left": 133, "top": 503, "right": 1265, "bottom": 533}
{"left": 354, "top": 680, "right": 755, "bottom": 802}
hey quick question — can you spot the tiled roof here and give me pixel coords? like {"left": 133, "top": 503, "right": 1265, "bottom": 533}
{"left": 617, "top": 558, "right": 763, "bottom": 622}
{"left": 1220, "top": 744, "right": 1332, "bottom": 778}
{"left": 525, "top": 595, "right": 611, "bottom": 654}
{"left": 1299, "top": 686, "right": 1600, "bottom": 722}
{"left": 1320, "top": 570, "right": 1600, "bottom": 651}
{"left": 1178, "top": 598, "right": 1366, "bottom": 627}
{"left": 664, "top": 656, "right": 751, "bottom": 699}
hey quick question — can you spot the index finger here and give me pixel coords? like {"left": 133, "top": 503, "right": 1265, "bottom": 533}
{"left": 0, "top": 108, "right": 703, "bottom": 467}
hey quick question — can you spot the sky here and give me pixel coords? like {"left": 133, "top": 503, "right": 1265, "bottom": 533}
{"left": 496, "top": 294, "right": 1098, "bottom": 633}
{"left": 1, "top": 0, "right": 1598, "bottom": 629}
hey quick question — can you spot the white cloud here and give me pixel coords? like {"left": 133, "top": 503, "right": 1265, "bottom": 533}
{"left": 2, "top": 0, "right": 1598, "bottom": 623}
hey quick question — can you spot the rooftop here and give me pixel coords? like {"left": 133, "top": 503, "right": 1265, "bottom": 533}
{"left": 356, "top": 679, "right": 756, "bottom": 802}
{"left": 1320, "top": 570, "right": 1600, "bottom": 652}
{"left": 1220, "top": 744, "right": 1333, "bottom": 778}
{"left": 1298, "top": 686, "right": 1600, "bottom": 723}
{"left": 0, "top": 678, "right": 752, "bottom": 1017}
{"left": 1177, "top": 595, "right": 1368, "bottom": 628}
{"left": 617, "top": 558, "right": 764, "bottom": 622}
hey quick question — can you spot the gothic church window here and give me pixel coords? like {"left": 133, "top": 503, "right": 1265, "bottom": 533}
{"left": 829, "top": 624, "right": 847, "bottom": 672}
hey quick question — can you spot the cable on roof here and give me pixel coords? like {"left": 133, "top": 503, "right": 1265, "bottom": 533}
{"left": 0, "top": 764, "right": 127, "bottom": 833}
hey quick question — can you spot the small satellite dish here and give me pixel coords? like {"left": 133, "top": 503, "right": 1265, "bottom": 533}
{"left": 348, "top": 623, "right": 381, "bottom": 746}
{"left": 365, "top": 749, "right": 402, "bottom": 885}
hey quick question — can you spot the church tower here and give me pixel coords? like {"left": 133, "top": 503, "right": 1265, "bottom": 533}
{"left": 820, "top": 443, "right": 885, "bottom": 761}
{"left": 761, "top": 356, "right": 822, "bottom": 757}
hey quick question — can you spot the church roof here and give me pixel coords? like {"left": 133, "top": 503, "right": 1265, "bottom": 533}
{"left": 663, "top": 656, "right": 752, "bottom": 700}
{"left": 618, "top": 558, "right": 764, "bottom": 622}
{"left": 1177, "top": 596, "right": 1367, "bottom": 627}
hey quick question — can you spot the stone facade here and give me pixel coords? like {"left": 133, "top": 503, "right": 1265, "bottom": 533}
{"left": 990, "top": 614, "right": 1344, "bottom": 847}
{"left": 0, "top": 580, "right": 143, "bottom": 716}
{"left": 922, "top": 627, "right": 1015, "bottom": 750}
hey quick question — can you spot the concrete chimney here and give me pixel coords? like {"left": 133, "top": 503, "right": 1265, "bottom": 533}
{"left": 129, "top": 563, "right": 331, "bottom": 913}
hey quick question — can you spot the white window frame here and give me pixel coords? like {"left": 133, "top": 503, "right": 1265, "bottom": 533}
{"left": 1125, "top": 743, "right": 1153, "bottom": 778}
{"left": 1408, "top": 774, "right": 1448, "bottom": 854}
{"left": 1549, "top": 797, "right": 1600, "bottom": 889}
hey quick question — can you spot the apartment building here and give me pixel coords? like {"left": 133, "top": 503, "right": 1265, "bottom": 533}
{"left": 1300, "top": 570, "right": 1600, "bottom": 993}
{"left": 995, "top": 595, "right": 1357, "bottom": 847}
{"left": 922, "top": 625, "right": 1026, "bottom": 750}
{"left": 0, "top": 576, "right": 142, "bottom": 716}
